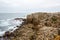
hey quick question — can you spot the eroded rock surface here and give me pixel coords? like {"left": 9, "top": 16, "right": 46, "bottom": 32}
{"left": 1, "top": 12, "right": 60, "bottom": 40}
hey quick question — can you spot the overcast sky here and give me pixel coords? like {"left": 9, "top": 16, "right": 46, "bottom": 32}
{"left": 0, "top": 0, "right": 60, "bottom": 13}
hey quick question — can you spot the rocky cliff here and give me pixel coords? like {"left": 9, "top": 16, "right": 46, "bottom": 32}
{"left": 1, "top": 12, "right": 60, "bottom": 40}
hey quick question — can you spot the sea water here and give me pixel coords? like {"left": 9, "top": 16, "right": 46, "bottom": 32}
{"left": 0, "top": 13, "right": 28, "bottom": 36}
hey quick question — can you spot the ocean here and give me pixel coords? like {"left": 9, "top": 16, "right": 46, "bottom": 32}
{"left": 0, "top": 13, "right": 29, "bottom": 36}
{"left": 0, "top": 13, "right": 27, "bottom": 20}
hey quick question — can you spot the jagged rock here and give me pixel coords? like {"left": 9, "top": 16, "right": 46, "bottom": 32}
{"left": 36, "top": 27, "right": 58, "bottom": 40}
{"left": 2, "top": 12, "right": 60, "bottom": 40}
{"left": 27, "top": 15, "right": 33, "bottom": 23}
{"left": 9, "top": 24, "right": 34, "bottom": 40}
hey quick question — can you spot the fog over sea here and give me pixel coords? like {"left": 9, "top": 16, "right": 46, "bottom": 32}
{"left": 0, "top": 13, "right": 29, "bottom": 36}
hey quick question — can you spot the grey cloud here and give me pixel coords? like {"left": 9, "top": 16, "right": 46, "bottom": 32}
{"left": 0, "top": 0, "right": 60, "bottom": 13}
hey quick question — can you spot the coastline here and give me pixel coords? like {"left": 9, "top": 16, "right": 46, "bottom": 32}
{"left": 0, "top": 12, "right": 60, "bottom": 40}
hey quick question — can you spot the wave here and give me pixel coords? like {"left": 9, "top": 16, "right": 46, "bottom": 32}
{"left": 0, "top": 18, "right": 24, "bottom": 36}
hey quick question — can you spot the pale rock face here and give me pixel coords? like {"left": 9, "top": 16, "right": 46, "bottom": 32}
{"left": 36, "top": 27, "right": 58, "bottom": 40}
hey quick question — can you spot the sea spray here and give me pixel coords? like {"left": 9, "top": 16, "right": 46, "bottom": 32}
{"left": 0, "top": 18, "right": 24, "bottom": 36}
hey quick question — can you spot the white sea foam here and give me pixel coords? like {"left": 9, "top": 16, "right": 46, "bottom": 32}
{"left": 0, "top": 18, "right": 24, "bottom": 36}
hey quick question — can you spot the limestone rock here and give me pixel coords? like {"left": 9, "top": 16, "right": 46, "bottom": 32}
{"left": 36, "top": 27, "right": 58, "bottom": 40}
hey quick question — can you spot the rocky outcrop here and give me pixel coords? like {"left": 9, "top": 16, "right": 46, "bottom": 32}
{"left": 1, "top": 12, "right": 60, "bottom": 40}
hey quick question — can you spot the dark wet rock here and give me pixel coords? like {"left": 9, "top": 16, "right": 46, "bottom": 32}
{"left": 14, "top": 18, "right": 23, "bottom": 20}
{"left": 14, "top": 18, "right": 26, "bottom": 21}
{"left": 4, "top": 31, "right": 14, "bottom": 37}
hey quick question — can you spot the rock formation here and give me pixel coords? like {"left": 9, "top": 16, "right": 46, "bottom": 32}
{"left": 1, "top": 12, "right": 60, "bottom": 40}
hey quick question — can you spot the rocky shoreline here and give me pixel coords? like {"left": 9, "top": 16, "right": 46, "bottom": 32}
{"left": 0, "top": 12, "right": 60, "bottom": 40}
